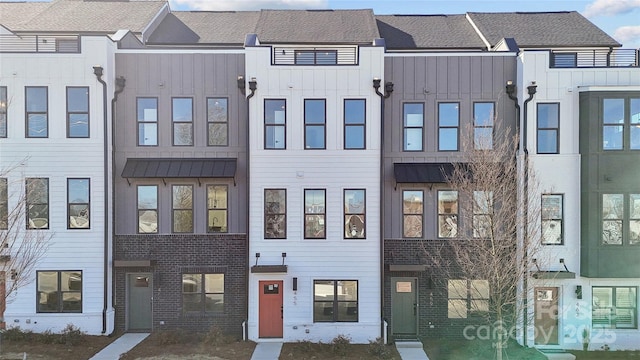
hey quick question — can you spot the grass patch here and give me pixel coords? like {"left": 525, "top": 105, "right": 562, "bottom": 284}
{"left": 422, "top": 338, "right": 546, "bottom": 360}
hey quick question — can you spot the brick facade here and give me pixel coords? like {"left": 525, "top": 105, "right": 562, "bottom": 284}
{"left": 114, "top": 234, "right": 247, "bottom": 338}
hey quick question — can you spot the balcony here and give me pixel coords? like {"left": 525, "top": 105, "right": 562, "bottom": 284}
{"left": 550, "top": 49, "right": 639, "bottom": 68}
{"left": 0, "top": 35, "right": 80, "bottom": 53}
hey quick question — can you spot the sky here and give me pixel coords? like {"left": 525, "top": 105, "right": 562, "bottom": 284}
{"left": 14, "top": 0, "right": 640, "bottom": 48}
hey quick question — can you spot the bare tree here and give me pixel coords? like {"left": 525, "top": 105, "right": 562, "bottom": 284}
{"left": 426, "top": 125, "right": 551, "bottom": 360}
{"left": 0, "top": 161, "right": 51, "bottom": 328}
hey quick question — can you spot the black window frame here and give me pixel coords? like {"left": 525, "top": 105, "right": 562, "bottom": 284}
{"left": 67, "top": 178, "right": 90, "bottom": 230}
{"left": 26, "top": 178, "right": 49, "bottom": 230}
{"left": 66, "top": 86, "right": 89, "bottom": 138}
{"left": 172, "top": 184, "right": 193, "bottom": 233}
{"left": 25, "top": 86, "right": 48, "bottom": 138}
{"left": 344, "top": 99, "right": 366, "bottom": 150}
{"left": 265, "top": 189, "right": 286, "bottom": 239}
{"left": 137, "top": 185, "right": 158, "bottom": 234}
{"left": 403, "top": 103, "right": 424, "bottom": 151}
{"left": 207, "top": 184, "right": 228, "bottom": 233}
{"left": 182, "top": 273, "right": 225, "bottom": 314}
{"left": 437, "top": 190, "right": 458, "bottom": 238}
{"left": 602, "top": 98, "right": 625, "bottom": 151}
{"left": 207, "top": 97, "right": 229, "bottom": 146}
{"left": 304, "top": 99, "right": 326, "bottom": 150}
{"left": 447, "top": 279, "right": 490, "bottom": 319}
{"left": 137, "top": 97, "right": 158, "bottom": 146}
{"left": 344, "top": 189, "right": 366, "bottom": 239}
{"left": 36, "top": 270, "right": 82, "bottom": 313}
{"left": 304, "top": 189, "right": 326, "bottom": 239}
{"left": 402, "top": 190, "right": 423, "bottom": 238}
{"left": 438, "top": 102, "right": 460, "bottom": 151}
{"left": 537, "top": 103, "right": 560, "bottom": 154}
{"left": 313, "top": 280, "right": 358, "bottom": 322}
{"left": 473, "top": 102, "right": 494, "bottom": 150}
{"left": 0, "top": 86, "right": 7, "bottom": 138}
{"left": 541, "top": 194, "right": 564, "bottom": 245}
{"left": 172, "top": 97, "right": 194, "bottom": 146}
{"left": 264, "top": 99, "right": 286, "bottom": 149}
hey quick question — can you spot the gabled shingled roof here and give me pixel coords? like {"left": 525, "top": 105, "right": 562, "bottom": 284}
{"left": 0, "top": 2, "right": 51, "bottom": 31}
{"left": 467, "top": 11, "right": 621, "bottom": 48}
{"left": 147, "top": 11, "right": 260, "bottom": 45}
{"left": 376, "top": 14, "right": 486, "bottom": 50}
{"left": 3, "top": 0, "right": 166, "bottom": 33}
{"left": 255, "top": 9, "right": 379, "bottom": 44}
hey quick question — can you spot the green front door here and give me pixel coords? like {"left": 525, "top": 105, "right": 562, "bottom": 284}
{"left": 392, "top": 277, "right": 417, "bottom": 336}
{"left": 128, "top": 273, "right": 152, "bottom": 331}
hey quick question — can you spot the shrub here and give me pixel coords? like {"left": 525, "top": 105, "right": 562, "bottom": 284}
{"left": 295, "top": 339, "right": 316, "bottom": 353}
{"left": 331, "top": 334, "right": 351, "bottom": 356}
{"left": 155, "top": 328, "right": 190, "bottom": 345}
{"left": 59, "top": 324, "right": 85, "bottom": 346}
{"left": 368, "top": 337, "right": 394, "bottom": 359}
{"left": 1, "top": 327, "right": 33, "bottom": 342}
{"left": 201, "top": 326, "right": 234, "bottom": 346}
{"left": 38, "top": 329, "right": 58, "bottom": 344}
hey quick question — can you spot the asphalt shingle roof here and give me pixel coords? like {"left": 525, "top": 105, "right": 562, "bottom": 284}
{"left": 467, "top": 11, "right": 621, "bottom": 48}
{"left": 3, "top": 0, "right": 167, "bottom": 33}
{"left": 0, "top": 1, "right": 51, "bottom": 30}
{"left": 376, "top": 14, "right": 485, "bottom": 49}
{"left": 148, "top": 11, "right": 260, "bottom": 45}
{"left": 255, "top": 9, "right": 379, "bottom": 44}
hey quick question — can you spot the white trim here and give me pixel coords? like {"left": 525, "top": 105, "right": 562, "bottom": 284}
{"left": 465, "top": 13, "right": 492, "bottom": 50}
{"left": 578, "top": 86, "right": 640, "bottom": 92}
{"left": 116, "top": 49, "right": 245, "bottom": 54}
{"left": 384, "top": 52, "right": 516, "bottom": 57}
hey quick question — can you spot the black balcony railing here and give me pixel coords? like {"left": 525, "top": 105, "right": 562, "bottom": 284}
{"left": 550, "top": 49, "right": 639, "bottom": 68}
{"left": 0, "top": 35, "right": 80, "bottom": 53}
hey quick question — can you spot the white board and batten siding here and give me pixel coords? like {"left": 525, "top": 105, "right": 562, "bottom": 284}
{"left": 521, "top": 50, "right": 640, "bottom": 350}
{"left": 246, "top": 45, "right": 385, "bottom": 343}
{"left": 0, "top": 36, "right": 117, "bottom": 335}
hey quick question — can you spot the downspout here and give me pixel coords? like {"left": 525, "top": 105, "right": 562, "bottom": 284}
{"left": 242, "top": 76, "right": 256, "bottom": 341}
{"left": 373, "top": 78, "right": 392, "bottom": 342}
{"left": 110, "top": 76, "right": 126, "bottom": 335}
{"left": 93, "top": 66, "right": 109, "bottom": 335}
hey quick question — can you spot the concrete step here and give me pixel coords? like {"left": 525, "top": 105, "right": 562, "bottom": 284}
{"left": 395, "top": 341, "right": 424, "bottom": 349}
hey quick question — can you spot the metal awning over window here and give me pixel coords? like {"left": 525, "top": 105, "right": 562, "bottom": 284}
{"left": 393, "top": 163, "right": 457, "bottom": 183}
{"left": 121, "top": 158, "right": 237, "bottom": 179}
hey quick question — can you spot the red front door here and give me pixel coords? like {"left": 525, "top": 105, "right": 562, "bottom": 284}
{"left": 259, "top": 280, "right": 283, "bottom": 338}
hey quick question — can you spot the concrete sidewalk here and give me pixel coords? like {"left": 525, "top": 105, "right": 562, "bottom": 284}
{"left": 89, "top": 333, "right": 150, "bottom": 360}
{"left": 250, "top": 342, "right": 283, "bottom": 360}
{"left": 395, "top": 341, "right": 430, "bottom": 360}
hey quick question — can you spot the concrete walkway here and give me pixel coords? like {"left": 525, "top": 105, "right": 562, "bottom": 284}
{"left": 89, "top": 333, "right": 150, "bottom": 360}
{"left": 395, "top": 341, "right": 430, "bottom": 360}
{"left": 250, "top": 342, "right": 283, "bottom": 360}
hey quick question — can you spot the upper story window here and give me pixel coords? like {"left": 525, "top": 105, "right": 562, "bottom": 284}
{"left": 541, "top": 194, "right": 563, "bottom": 245}
{"left": 67, "top": 178, "right": 90, "bottom": 229}
{"left": 207, "top": 185, "right": 228, "bottom": 233}
{"left": 602, "top": 193, "right": 640, "bottom": 246}
{"left": 304, "top": 189, "right": 325, "bottom": 239}
{"left": 25, "top": 87, "right": 48, "bottom": 138}
{"left": 0, "top": 86, "right": 7, "bottom": 138}
{"left": 0, "top": 178, "right": 7, "bottom": 229}
{"left": 537, "top": 103, "right": 560, "bottom": 154}
{"left": 137, "top": 185, "right": 158, "bottom": 233}
{"left": 172, "top": 185, "right": 193, "bottom": 233}
{"left": 474, "top": 102, "right": 494, "bottom": 150}
{"left": 137, "top": 98, "right": 157, "bottom": 146}
{"left": 631, "top": 98, "right": 640, "bottom": 149}
{"left": 37, "top": 271, "right": 82, "bottom": 313}
{"left": 344, "top": 99, "right": 365, "bottom": 149}
{"left": 602, "top": 97, "right": 640, "bottom": 150}
{"left": 473, "top": 190, "right": 493, "bottom": 238}
{"left": 295, "top": 50, "right": 337, "bottom": 65}
{"left": 592, "top": 286, "right": 637, "bottom": 329}
{"left": 66, "top": 87, "right": 89, "bottom": 138}
{"left": 403, "top": 103, "right": 423, "bottom": 151}
{"left": 265, "top": 99, "right": 286, "bottom": 149}
{"left": 172, "top": 98, "right": 193, "bottom": 146}
{"left": 26, "top": 178, "right": 48, "bottom": 230}
{"left": 265, "top": 189, "right": 286, "bottom": 239}
{"left": 207, "top": 98, "right": 228, "bottom": 146}
{"left": 344, "top": 189, "right": 365, "bottom": 239}
{"left": 403, "top": 190, "right": 423, "bottom": 238}
{"left": 438, "top": 190, "right": 458, "bottom": 238}
{"left": 305, "top": 99, "right": 326, "bottom": 149}
{"left": 439, "top": 103, "right": 459, "bottom": 151}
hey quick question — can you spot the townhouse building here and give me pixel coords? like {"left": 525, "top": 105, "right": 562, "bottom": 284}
{"left": 1, "top": 0, "right": 639, "bottom": 350}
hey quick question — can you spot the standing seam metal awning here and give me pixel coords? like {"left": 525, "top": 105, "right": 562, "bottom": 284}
{"left": 393, "top": 163, "right": 456, "bottom": 183}
{"left": 121, "top": 158, "right": 237, "bottom": 179}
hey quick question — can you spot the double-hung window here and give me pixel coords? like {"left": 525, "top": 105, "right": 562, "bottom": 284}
{"left": 183, "top": 273, "right": 224, "bottom": 313}
{"left": 541, "top": 194, "right": 563, "bottom": 245}
{"left": 448, "top": 279, "right": 489, "bottom": 318}
{"left": 305, "top": 99, "right": 326, "bottom": 149}
{"left": 473, "top": 191, "right": 493, "bottom": 238}
{"left": 265, "top": 189, "right": 286, "bottom": 239}
{"left": 403, "top": 190, "right": 423, "bottom": 238}
{"left": 537, "top": 103, "right": 560, "bottom": 154}
{"left": 344, "top": 99, "right": 365, "bottom": 149}
{"left": 0, "top": 86, "right": 7, "bottom": 138}
{"left": 26, "top": 87, "right": 48, "bottom": 138}
{"left": 0, "top": 178, "right": 7, "bottom": 229}
{"left": 603, "top": 98, "right": 624, "bottom": 150}
{"left": 137, "top": 185, "right": 158, "bottom": 233}
{"left": 265, "top": 99, "right": 286, "bottom": 149}
{"left": 172, "top": 97, "right": 193, "bottom": 146}
{"left": 207, "top": 185, "right": 228, "bottom": 233}
{"left": 304, "top": 189, "right": 325, "bottom": 239}
{"left": 631, "top": 99, "right": 640, "bottom": 149}
{"left": 313, "top": 280, "right": 358, "bottom": 322}
{"left": 474, "top": 102, "right": 494, "bottom": 150}
{"left": 26, "top": 178, "right": 48, "bottom": 229}
{"left": 67, "top": 178, "right": 90, "bottom": 229}
{"left": 172, "top": 185, "right": 193, "bottom": 233}
{"left": 592, "top": 286, "right": 637, "bottom": 329}
{"left": 207, "top": 98, "right": 228, "bottom": 146}
{"left": 66, "top": 87, "right": 89, "bottom": 138}
{"left": 602, "top": 193, "right": 640, "bottom": 245}
{"left": 439, "top": 103, "right": 459, "bottom": 151}
{"left": 403, "top": 103, "right": 423, "bottom": 151}
{"left": 137, "top": 98, "right": 158, "bottom": 146}
{"left": 344, "top": 189, "right": 365, "bottom": 239}
{"left": 37, "top": 271, "right": 82, "bottom": 313}
{"left": 438, "top": 190, "right": 458, "bottom": 238}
